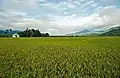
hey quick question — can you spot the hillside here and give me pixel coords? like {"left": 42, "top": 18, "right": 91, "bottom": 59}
{"left": 67, "top": 26, "right": 120, "bottom": 36}
{"left": 101, "top": 26, "right": 120, "bottom": 36}
{"left": 67, "top": 28, "right": 106, "bottom": 36}
{"left": 0, "top": 30, "right": 22, "bottom": 35}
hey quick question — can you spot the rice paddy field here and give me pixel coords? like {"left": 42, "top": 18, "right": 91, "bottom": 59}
{"left": 0, "top": 37, "right": 120, "bottom": 78}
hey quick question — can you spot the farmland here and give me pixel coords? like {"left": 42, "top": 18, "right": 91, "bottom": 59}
{"left": 0, "top": 37, "right": 120, "bottom": 78}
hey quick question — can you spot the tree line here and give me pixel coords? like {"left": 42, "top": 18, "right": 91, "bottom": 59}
{"left": 18, "top": 28, "right": 49, "bottom": 37}
{"left": 0, "top": 28, "right": 49, "bottom": 37}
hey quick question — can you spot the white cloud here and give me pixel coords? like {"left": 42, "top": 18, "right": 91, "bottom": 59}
{"left": 10, "top": 11, "right": 27, "bottom": 16}
{"left": 47, "top": 28, "right": 60, "bottom": 35}
{"left": 1, "top": 6, "right": 120, "bottom": 35}
{"left": 64, "top": 12, "right": 68, "bottom": 15}
{"left": 51, "top": 6, "right": 120, "bottom": 33}
{"left": 68, "top": 3, "right": 77, "bottom": 8}
{"left": 91, "top": 3, "right": 99, "bottom": 7}
{"left": 0, "top": 0, "right": 119, "bottom": 35}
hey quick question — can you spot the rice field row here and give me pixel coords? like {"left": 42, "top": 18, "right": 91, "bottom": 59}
{"left": 0, "top": 37, "right": 120, "bottom": 78}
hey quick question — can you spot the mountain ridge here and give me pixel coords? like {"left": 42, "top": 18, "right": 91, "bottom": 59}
{"left": 67, "top": 25, "right": 120, "bottom": 36}
{"left": 0, "top": 29, "right": 22, "bottom": 35}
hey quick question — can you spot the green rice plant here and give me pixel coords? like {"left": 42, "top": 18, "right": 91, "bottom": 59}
{"left": 0, "top": 37, "right": 120, "bottom": 78}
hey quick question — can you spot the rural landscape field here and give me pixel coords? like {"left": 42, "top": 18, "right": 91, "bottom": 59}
{"left": 0, "top": 37, "right": 120, "bottom": 78}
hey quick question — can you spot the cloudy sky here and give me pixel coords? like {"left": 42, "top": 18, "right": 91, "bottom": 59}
{"left": 0, "top": 0, "right": 120, "bottom": 35}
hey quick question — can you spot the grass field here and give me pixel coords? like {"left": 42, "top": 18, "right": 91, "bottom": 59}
{"left": 0, "top": 37, "right": 120, "bottom": 78}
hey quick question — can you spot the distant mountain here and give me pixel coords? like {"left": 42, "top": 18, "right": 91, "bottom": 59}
{"left": 0, "top": 30, "right": 5, "bottom": 34}
{"left": 67, "top": 25, "right": 120, "bottom": 36}
{"left": 67, "top": 28, "right": 106, "bottom": 36}
{"left": 100, "top": 26, "right": 120, "bottom": 36}
{"left": 75, "top": 29, "right": 92, "bottom": 35}
{"left": 0, "top": 29, "right": 22, "bottom": 35}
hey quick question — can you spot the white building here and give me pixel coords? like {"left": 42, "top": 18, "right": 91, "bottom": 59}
{"left": 12, "top": 33, "right": 20, "bottom": 38}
